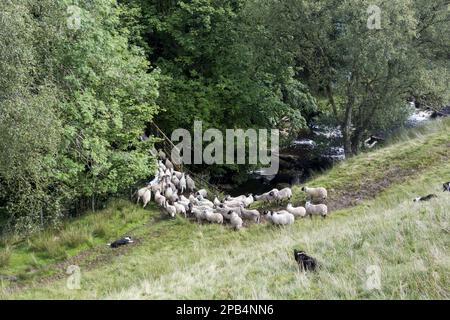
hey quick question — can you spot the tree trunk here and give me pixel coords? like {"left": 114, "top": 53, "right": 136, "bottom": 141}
{"left": 342, "top": 102, "right": 353, "bottom": 157}
{"left": 325, "top": 83, "right": 338, "bottom": 118}
{"left": 343, "top": 71, "right": 357, "bottom": 157}
{"left": 351, "top": 129, "right": 363, "bottom": 155}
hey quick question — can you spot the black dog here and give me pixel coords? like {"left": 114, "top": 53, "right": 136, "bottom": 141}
{"left": 413, "top": 194, "right": 438, "bottom": 202}
{"left": 443, "top": 182, "right": 450, "bottom": 192}
{"left": 109, "top": 236, "right": 133, "bottom": 248}
{"left": 293, "top": 249, "right": 317, "bottom": 272}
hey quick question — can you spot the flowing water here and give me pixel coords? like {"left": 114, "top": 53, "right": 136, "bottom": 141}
{"left": 227, "top": 103, "right": 445, "bottom": 196}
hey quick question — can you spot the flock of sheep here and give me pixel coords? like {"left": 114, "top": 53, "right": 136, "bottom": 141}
{"left": 135, "top": 150, "right": 329, "bottom": 230}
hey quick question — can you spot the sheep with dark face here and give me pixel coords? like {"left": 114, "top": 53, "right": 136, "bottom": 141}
{"left": 293, "top": 249, "right": 318, "bottom": 272}
{"left": 214, "top": 205, "right": 236, "bottom": 220}
{"left": 173, "top": 170, "right": 183, "bottom": 179}
{"left": 242, "top": 194, "right": 254, "bottom": 207}
{"left": 195, "top": 189, "right": 208, "bottom": 198}
{"left": 254, "top": 189, "right": 278, "bottom": 203}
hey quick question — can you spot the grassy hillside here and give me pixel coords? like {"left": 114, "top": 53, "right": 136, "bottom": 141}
{"left": 1, "top": 119, "right": 449, "bottom": 299}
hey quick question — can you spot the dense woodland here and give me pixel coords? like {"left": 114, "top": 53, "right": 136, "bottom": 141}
{"left": 1, "top": 0, "right": 449, "bottom": 232}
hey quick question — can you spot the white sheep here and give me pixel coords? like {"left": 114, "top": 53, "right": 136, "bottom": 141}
{"left": 239, "top": 205, "right": 260, "bottom": 223}
{"left": 229, "top": 212, "right": 243, "bottom": 230}
{"left": 141, "top": 189, "right": 151, "bottom": 208}
{"left": 164, "top": 168, "right": 173, "bottom": 177}
{"left": 254, "top": 189, "right": 278, "bottom": 203}
{"left": 274, "top": 187, "right": 292, "bottom": 203}
{"left": 242, "top": 194, "right": 254, "bottom": 207}
{"left": 165, "top": 158, "right": 174, "bottom": 170}
{"left": 214, "top": 206, "right": 234, "bottom": 220}
{"left": 266, "top": 210, "right": 294, "bottom": 225}
{"left": 189, "top": 195, "right": 213, "bottom": 208}
{"left": 164, "top": 186, "right": 174, "bottom": 200}
{"left": 150, "top": 183, "right": 162, "bottom": 194}
{"left": 225, "top": 194, "right": 246, "bottom": 202}
{"left": 204, "top": 211, "right": 224, "bottom": 224}
{"left": 136, "top": 186, "right": 151, "bottom": 204}
{"left": 197, "top": 198, "right": 214, "bottom": 208}
{"left": 191, "top": 207, "right": 210, "bottom": 223}
{"left": 173, "top": 170, "right": 183, "bottom": 179}
{"left": 301, "top": 186, "right": 328, "bottom": 203}
{"left": 213, "top": 197, "right": 221, "bottom": 206}
{"left": 167, "top": 190, "right": 179, "bottom": 204}
{"left": 164, "top": 201, "right": 176, "bottom": 218}
{"left": 286, "top": 203, "right": 306, "bottom": 218}
{"left": 173, "top": 201, "right": 187, "bottom": 218}
{"left": 195, "top": 189, "right": 208, "bottom": 198}
{"left": 186, "top": 175, "right": 196, "bottom": 192}
{"left": 179, "top": 174, "right": 187, "bottom": 193}
{"left": 305, "top": 201, "right": 328, "bottom": 218}
{"left": 171, "top": 174, "right": 180, "bottom": 188}
{"left": 155, "top": 191, "right": 166, "bottom": 207}
{"left": 157, "top": 160, "right": 166, "bottom": 171}
{"left": 158, "top": 149, "right": 167, "bottom": 160}
{"left": 223, "top": 199, "right": 245, "bottom": 208}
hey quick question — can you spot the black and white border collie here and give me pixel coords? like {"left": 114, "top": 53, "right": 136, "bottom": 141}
{"left": 443, "top": 182, "right": 450, "bottom": 192}
{"left": 293, "top": 249, "right": 318, "bottom": 272}
{"left": 413, "top": 194, "right": 437, "bottom": 202}
{"left": 109, "top": 236, "right": 134, "bottom": 248}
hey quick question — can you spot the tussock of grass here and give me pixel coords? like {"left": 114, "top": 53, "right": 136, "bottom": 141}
{"left": 59, "top": 227, "right": 92, "bottom": 249}
{"left": 27, "top": 234, "right": 67, "bottom": 260}
{"left": 0, "top": 246, "right": 11, "bottom": 268}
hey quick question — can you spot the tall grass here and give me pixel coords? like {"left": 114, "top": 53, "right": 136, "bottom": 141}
{"left": 0, "top": 246, "right": 11, "bottom": 268}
